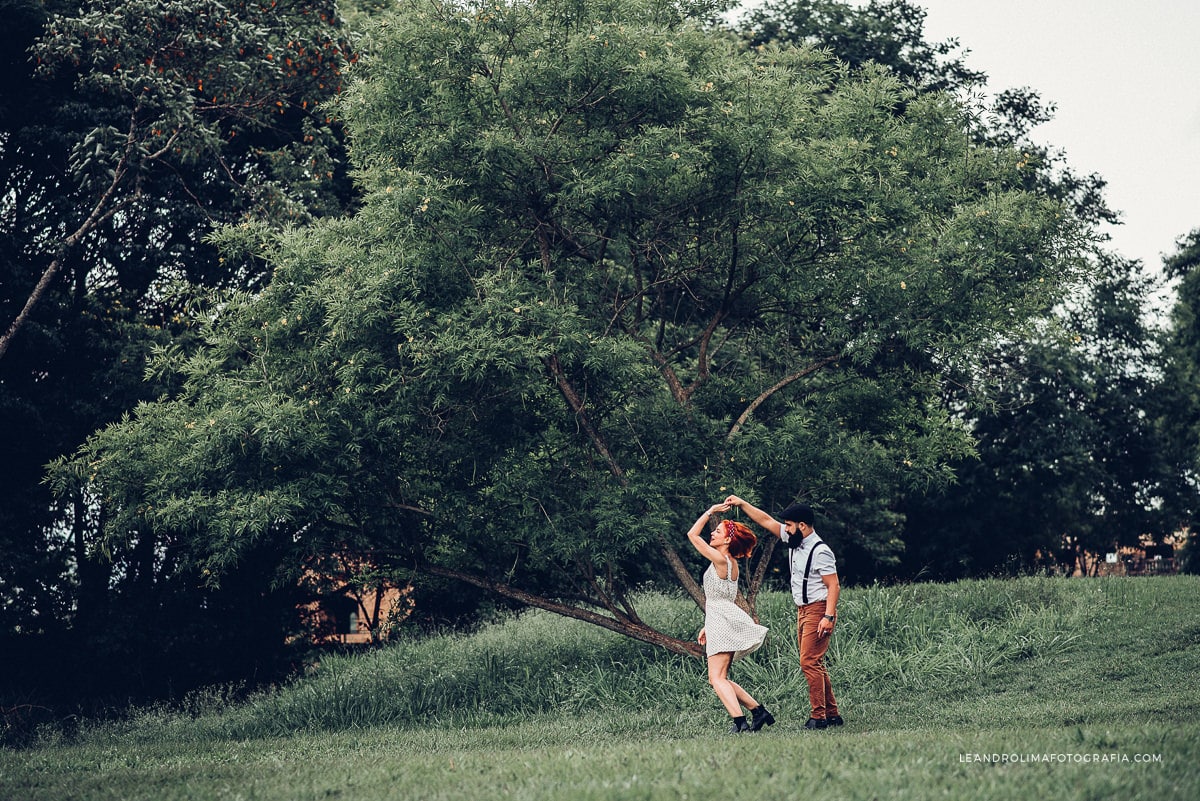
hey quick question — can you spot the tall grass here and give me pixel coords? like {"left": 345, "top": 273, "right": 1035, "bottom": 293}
{"left": 79, "top": 576, "right": 1097, "bottom": 745}
{"left": 827, "top": 577, "right": 1091, "bottom": 693}
{"left": 8, "top": 577, "right": 1199, "bottom": 801}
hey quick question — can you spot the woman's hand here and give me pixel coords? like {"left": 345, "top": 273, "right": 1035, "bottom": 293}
{"left": 685, "top": 503, "right": 731, "bottom": 558}
{"left": 698, "top": 628, "right": 707, "bottom": 646}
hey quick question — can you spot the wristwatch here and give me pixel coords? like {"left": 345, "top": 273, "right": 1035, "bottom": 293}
{"left": 823, "top": 614, "right": 836, "bottom": 622}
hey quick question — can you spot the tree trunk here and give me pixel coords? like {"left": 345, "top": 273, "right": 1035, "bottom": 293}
{"left": 546, "top": 352, "right": 706, "bottom": 607}
{"left": 424, "top": 563, "right": 704, "bottom": 659}
{"left": 0, "top": 116, "right": 147, "bottom": 361}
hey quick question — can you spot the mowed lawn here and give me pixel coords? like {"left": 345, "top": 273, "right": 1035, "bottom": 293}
{"left": 4, "top": 576, "right": 1199, "bottom": 800}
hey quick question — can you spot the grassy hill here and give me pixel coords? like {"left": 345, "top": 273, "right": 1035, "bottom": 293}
{"left": 3, "top": 576, "right": 1199, "bottom": 800}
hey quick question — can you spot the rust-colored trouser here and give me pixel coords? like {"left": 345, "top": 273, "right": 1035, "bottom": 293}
{"left": 797, "top": 601, "right": 839, "bottom": 721}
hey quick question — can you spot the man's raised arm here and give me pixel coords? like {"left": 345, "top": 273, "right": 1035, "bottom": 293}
{"left": 724, "top": 495, "right": 781, "bottom": 539}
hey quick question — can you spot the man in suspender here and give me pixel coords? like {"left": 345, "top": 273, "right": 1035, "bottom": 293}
{"left": 725, "top": 496, "right": 843, "bottom": 730}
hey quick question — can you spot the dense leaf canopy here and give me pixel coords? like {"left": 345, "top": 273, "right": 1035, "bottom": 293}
{"left": 54, "top": 0, "right": 1092, "bottom": 654}
{"left": 1, "top": 0, "right": 356, "bottom": 644}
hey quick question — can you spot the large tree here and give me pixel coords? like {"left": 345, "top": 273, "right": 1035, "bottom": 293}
{"left": 1160, "top": 228, "right": 1200, "bottom": 564}
{"left": 53, "top": 0, "right": 1092, "bottom": 657}
{"left": 1, "top": 0, "right": 356, "bottom": 359}
{"left": 737, "top": 0, "right": 985, "bottom": 93}
{"left": 900, "top": 252, "right": 1192, "bottom": 578}
{"left": 734, "top": 0, "right": 1128, "bottom": 581}
{"left": 0, "top": 0, "right": 360, "bottom": 708}
{"left": 0, "top": 0, "right": 355, "bottom": 622}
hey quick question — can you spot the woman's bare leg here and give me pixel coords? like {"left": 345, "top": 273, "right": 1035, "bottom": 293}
{"left": 707, "top": 652, "right": 753, "bottom": 717}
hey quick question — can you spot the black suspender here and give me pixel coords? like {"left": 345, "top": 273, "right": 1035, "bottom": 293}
{"left": 801, "top": 543, "right": 820, "bottom": 604}
{"left": 792, "top": 537, "right": 825, "bottom": 604}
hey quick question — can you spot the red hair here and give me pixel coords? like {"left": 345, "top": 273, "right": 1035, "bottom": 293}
{"left": 723, "top": 520, "right": 757, "bottom": 559}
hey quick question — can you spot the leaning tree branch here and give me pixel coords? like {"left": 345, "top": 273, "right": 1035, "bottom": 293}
{"left": 717, "top": 354, "right": 842, "bottom": 609}
{"left": 545, "top": 353, "right": 627, "bottom": 482}
{"left": 0, "top": 158, "right": 133, "bottom": 361}
{"left": 724, "top": 353, "right": 844, "bottom": 444}
{"left": 424, "top": 563, "right": 703, "bottom": 659}
{"left": 0, "top": 116, "right": 182, "bottom": 362}
{"left": 545, "top": 352, "right": 706, "bottom": 608}
{"left": 747, "top": 535, "right": 778, "bottom": 610}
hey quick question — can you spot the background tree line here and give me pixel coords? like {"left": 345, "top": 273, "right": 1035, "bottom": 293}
{"left": 2, "top": 0, "right": 1196, "bottom": 724}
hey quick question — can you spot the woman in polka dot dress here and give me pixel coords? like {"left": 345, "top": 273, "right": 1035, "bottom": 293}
{"left": 686, "top": 502, "right": 774, "bottom": 734}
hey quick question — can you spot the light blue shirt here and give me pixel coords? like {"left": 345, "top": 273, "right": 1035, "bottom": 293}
{"left": 781, "top": 525, "right": 836, "bottom": 606}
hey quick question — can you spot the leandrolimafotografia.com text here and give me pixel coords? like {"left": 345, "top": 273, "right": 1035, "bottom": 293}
{"left": 959, "top": 753, "right": 1163, "bottom": 765}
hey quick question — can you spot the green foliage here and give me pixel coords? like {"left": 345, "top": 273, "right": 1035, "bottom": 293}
{"left": 0, "top": 0, "right": 361, "bottom": 716}
{"left": 738, "top": 0, "right": 986, "bottom": 92}
{"left": 736, "top": 0, "right": 1118, "bottom": 233}
{"left": 1162, "top": 228, "right": 1200, "bottom": 508}
{"left": 51, "top": 0, "right": 1094, "bottom": 653}
{"left": 902, "top": 252, "right": 1194, "bottom": 578}
{"left": 30, "top": 0, "right": 354, "bottom": 219}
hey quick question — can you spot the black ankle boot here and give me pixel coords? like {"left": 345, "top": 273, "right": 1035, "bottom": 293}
{"left": 729, "top": 716, "right": 751, "bottom": 733}
{"left": 749, "top": 705, "right": 775, "bottom": 731}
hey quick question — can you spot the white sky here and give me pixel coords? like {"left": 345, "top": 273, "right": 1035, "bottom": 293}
{"left": 878, "top": 0, "right": 1200, "bottom": 271}
{"left": 729, "top": 1, "right": 1200, "bottom": 271}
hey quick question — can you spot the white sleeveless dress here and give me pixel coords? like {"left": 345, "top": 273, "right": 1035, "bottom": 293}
{"left": 703, "top": 556, "right": 768, "bottom": 660}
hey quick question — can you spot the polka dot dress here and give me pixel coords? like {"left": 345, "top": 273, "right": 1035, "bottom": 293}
{"left": 703, "top": 557, "right": 768, "bottom": 660}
